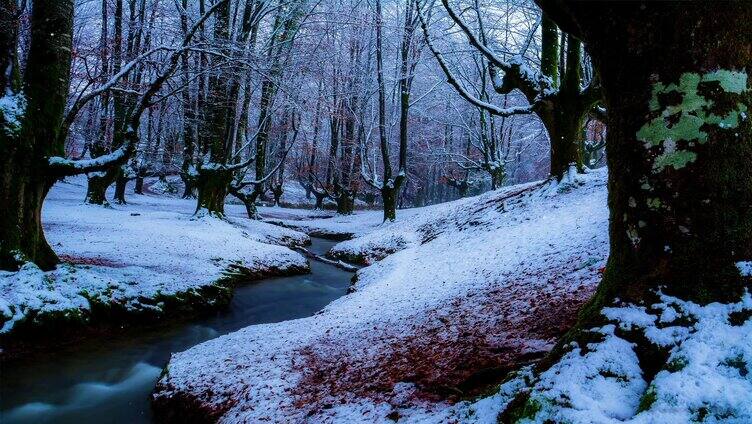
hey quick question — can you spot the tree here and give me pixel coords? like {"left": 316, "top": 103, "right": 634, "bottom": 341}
{"left": 0, "top": 0, "right": 71, "bottom": 270}
{"left": 220, "top": 0, "right": 305, "bottom": 218}
{"left": 0, "top": 0, "right": 228, "bottom": 270}
{"left": 495, "top": 2, "right": 752, "bottom": 419}
{"left": 539, "top": 0, "right": 752, "bottom": 312}
{"left": 418, "top": 0, "right": 601, "bottom": 181}
{"left": 84, "top": 0, "right": 138, "bottom": 206}
{"left": 364, "top": 0, "right": 419, "bottom": 222}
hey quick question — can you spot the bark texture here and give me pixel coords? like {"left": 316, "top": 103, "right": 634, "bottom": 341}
{"left": 538, "top": 0, "right": 752, "bottom": 309}
{"left": 0, "top": 0, "right": 73, "bottom": 270}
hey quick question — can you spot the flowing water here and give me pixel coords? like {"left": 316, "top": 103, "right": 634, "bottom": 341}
{"left": 0, "top": 238, "right": 353, "bottom": 423}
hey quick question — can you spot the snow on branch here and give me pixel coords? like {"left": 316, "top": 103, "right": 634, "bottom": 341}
{"left": 48, "top": 0, "right": 231, "bottom": 177}
{"left": 417, "top": 3, "right": 537, "bottom": 118}
{"left": 60, "top": 46, "right": 175, "bottom": 134}
{"left": 440, "top": 0, "right": 553, "bottom": 100}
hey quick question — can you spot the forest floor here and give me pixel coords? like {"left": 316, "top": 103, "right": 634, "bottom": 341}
{"left": 0, "top": 176, "right": 311, "bottom": 347}
{"left": 152, "top": 169, "right": 615, "bottom": 422}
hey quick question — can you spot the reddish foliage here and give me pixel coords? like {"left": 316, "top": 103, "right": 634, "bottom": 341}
{"left": 58, "top": 254, "right": 124, "bottom": 268}
{"left": 291, "top": 264, "right": 596, "bottom": 414}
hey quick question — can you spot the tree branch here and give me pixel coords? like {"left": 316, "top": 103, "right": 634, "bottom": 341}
{"left": 417, "top": 4, "right": 537, "bottom": 118}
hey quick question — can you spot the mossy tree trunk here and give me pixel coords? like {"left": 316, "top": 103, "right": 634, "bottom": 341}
{"left": 193, "top": 0, "right": 232, "bottom": 217}
{"left": 229, "top": 187, "right": 260, "bottom": 219}
{"left": 539, "top": 1, "right": 752, "bottom": 310}
{"left": 0, "top": 164, "right": 58, "bottom": 271}
{"left": 372, "top": 0, "right": 412, "bottom": 222}
{"left": 313, "top": 191, "right": 326, "bottom": 210}
{"left": 538, "top": 34, "right": 590, "bottom": 179}
{"left": 0, "top": 0, "right": 73, "bottom": 270}
{"left": 486, "top": 164, "right": 505, "bottom": 190}
{"left": 179, "top": 0, "right": 197, "bottom": 200}
{"left": 539, "top": 100, "right": 586, "bottom": 178}
{"left": 336, "top": 191, "right": 355, "bottom": 215}
{"left": 436, "top": 6, "right": 599, "bottom": 182}
{"left": 271, "top": 184, "right": 283, "bottom": 206}
{"left": 381, "top": 186, "right": 397, "bottom": 221}
{"left": 85, "top": 171, "right": 114, "bottom": 205}
{"left": 134, "top": 174, "right": 145, "bottom": 194}
{"left": 195, "top": 169, "right": 233, "bottom": 217}
{"left": 114, "top": 173, "right": 128, "bottom": 203}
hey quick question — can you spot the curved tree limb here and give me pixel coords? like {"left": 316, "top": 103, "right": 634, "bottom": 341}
{"left": 48, "top": 0, "right": 230, "bottom": 177}
{"left": 417, "top": 3, "right": 537, "bottom": 117}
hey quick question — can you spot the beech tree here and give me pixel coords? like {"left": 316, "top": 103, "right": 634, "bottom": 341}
{"left": 0, "top": 0, "right": 227, "bottom": 270}
{"left": 546, "top": 0, "right": 752, "bottom": 308}
{"left": 362, "top": 0, "right": 419, "bottom": 221}
{"left": 418, "top": 0, "right": 601, "bottom": 181}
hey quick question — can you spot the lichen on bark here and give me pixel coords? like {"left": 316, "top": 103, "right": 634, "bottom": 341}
{"left": 637, "top": 70, "right": 749, "bottom": 172}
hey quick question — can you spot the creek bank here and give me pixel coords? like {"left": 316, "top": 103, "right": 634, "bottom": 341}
{"left": 150, "top": 171, "right": 609, "bottom": 422}
{"left": 292, "top": 246, "right": 359, "bottom": 272}
{"left": 264, "top": 219, "right": 356, "bottom": 241}
{"left": 0, "top": 261, "right": 310, "bottom": 360}
{"left": 1, "top": 176, "right": 313, "bottom": 358}
{"left": 1, "top": 238, "right": 354, "bottom": 424}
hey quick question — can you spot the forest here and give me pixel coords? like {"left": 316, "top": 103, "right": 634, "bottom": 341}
{"left": 0, "top": 0, "right": 750, "bottom": 423}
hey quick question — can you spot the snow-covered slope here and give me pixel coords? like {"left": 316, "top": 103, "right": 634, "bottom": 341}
{"left": 492, "top": 292, "right": 752, "bottom": 423}
{"left": 265, "top": 209, "right": 390, "bottom": 240}
{"left": 327, "top": 181, "right": 545, "bottom": 264}
{"left": 152, "top": 169, "right": 611, "bottom": 422}
{"left": 0, "top": 177, "right": 310, "bottom": 340}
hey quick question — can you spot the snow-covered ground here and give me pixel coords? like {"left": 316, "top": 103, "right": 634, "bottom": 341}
{"left": 152, "top": 169, "right": 612, "bottom": 421}
{"left": 493, "top": 292, "right": 752, "bottom": 423}
{"left": 0, "top": 177, "right": 310, "bottom": 339}
{"left": 266, "top": 205, "right": 428, "bottom": 243}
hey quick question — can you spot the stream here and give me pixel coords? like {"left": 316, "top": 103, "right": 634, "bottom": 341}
{"left": 0, "top": 238, "right": 353, "bottom": 423}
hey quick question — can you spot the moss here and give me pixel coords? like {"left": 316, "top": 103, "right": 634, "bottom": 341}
{"left": 722, "top": 354, "right": 748, "bottom": 377}
{"left": 665, "top": 356, "right": 688, "bottom": 372}
{"left": 637, "top": 70, "right": 750, "bottom": 172}
{"left": 498, "top": 392, "right": 543, "bottom": 424}
{"left": 653, "top": 150, "right": 698, "bottom": 172}
{"left": 637, "top": 385, "right": 657, "bottom": 412}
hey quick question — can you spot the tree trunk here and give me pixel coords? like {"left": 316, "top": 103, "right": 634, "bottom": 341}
{"left": 0, "top": 159, "right": 58, "bottom": 271}
{"left": 489, "top": 166, "right": 505, "bottom": 190}
{"left": 381, "top": 187, "right": 397, "bottom": 222}
{"left": 114, "top": 172, "right": 128, "bottom": 204}
{"left": 86, "top": 167, "right": 119, "bottom": 205}
{"left": 336, "top": 192, "right": 355, "bottom": 215}
{"left": 181, "top": 177, "right": 195, "bottom": 198}
{"left": 548, "top": 1, "right": 752, "bottom": 309}
{"left": 195, "top": 169, "right": 233, "bottom": 217}
{"left": 178, "top": 0, "right": 196, "bottom": 200}
{"left": 271, "top": 184, "right": 283, "bottom": 206}
{"left": 229, "top": 188, "right": 259, "bottom": 219}
{"left": 85, "top": 0, "right": 126, "bottom": 206}
{"left": 0, "top": 0, "right": 73, "bottom": 270}
{"left": 313, "top": 191, "right": 326, "bottom": 210}
{"left": 542, "top": 100, "right": 585, "bottom": 179}
{"left": 542, "top": 36, "right": 587, "bottom": 180}
{"left": 134, "top": 175, "right": 144, "bottom": 194}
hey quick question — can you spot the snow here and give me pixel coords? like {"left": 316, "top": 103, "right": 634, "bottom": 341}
{"left": 0, "top": 176, "right": 310, "bottom": 336}
{"left": 153, "top": 169, "right": 610, "bottom": 422}
{"left": 737, "top": 261, "right": 752, "bottom": 277}
{"left": 0, "top": 90, "right": 26, "bottom": 134}
{"left": 516, "top": 292, "right": 752, "bottom": 423}
{"left": 48, "top": 148, "right": 127, "bottom": 171}
{"left": 327, "top": 181, "right": 544, "bottom": 263}
{"left": 266, "top": 207, "right": 413, "bottom": 241}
